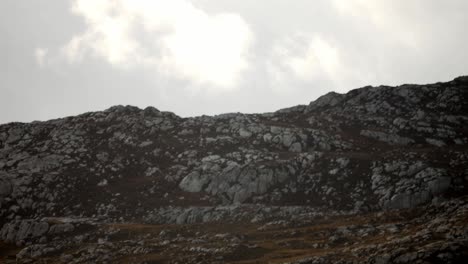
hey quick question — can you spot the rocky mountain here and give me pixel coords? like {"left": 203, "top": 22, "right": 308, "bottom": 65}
{"left": 1, "top": 76, "right": 468, "bottom": 263}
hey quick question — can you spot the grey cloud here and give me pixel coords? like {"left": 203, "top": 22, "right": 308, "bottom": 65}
{"left": 1, "top": 0, "right": 467, "bottom": 124}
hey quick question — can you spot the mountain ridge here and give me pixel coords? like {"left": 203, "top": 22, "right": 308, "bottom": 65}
{"left": 5, "top": 76, "right": 467, "bottom": 126}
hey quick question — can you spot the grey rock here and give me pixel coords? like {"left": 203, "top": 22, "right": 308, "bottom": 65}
{"left": 97, "top": 179, "right": 108, "bottom": 187}
{"left": 282, "top": 133, "right": 295, "bottom": 147}
{"left": 48, "top": 223, "right": 74, "bottom": 234}
{"left": 1, "top": 220, "right": 49, "bottom": 243}
{"left": 270, "top": 126, "right": 282, "bottom": 134}
{"left": 306, "top": 91, "right": 344, "bottom": 111}
{"left": 145, "top": 167, "right": 160, "bottom": 177}
{"left": 393, "top": 252, "right": 418, "bottom": 263}
{"left": 0, "top": 178, "right": 12, "bottom": 197}
{"left": 289, "top": 142, "right": 302, "bottom": 153}
{"left": 386, "top": 191, "right": 431, "bottom": 209}
{"left": 179, "top": 171, "right": 207, "bottom": 193}
{"left": 17, "top": 244, "right": 46, "bottom": 259}
{"left": 6, "top": 128, "right": 23, "bottom": 144}
{"left": 138, "top": 140, "right": 153, "bottom": 147}
{"left": 263, "top": 133, "right": 273, "bottom": 143}
{"left": 16, "top": 154, "right": 64, "bottom": 174}
{"left": 239, "top": 128, "right": 252, "bottom": 138}
{"left": 30, "top": 222, "right": 50, "bottom": 237}
{"left": 425, "top": 138, "right": 446, "bottom": 147}
{"left": 360, "top": 130, "right": 414, "bottom": 145}
{"left": 178, "top": 128, "right": 194, "bottom": 136}
{"left": 373, "top": 254, "right": 391, "bottom": 264}
{"left": 96, "top": 152, "right": 109, "bottom": 162}
{"left": 428, "top": 177, "right": 451, "bottom": 195}
{"left": 201, "top": 155, "right": 221, "bottom": 163}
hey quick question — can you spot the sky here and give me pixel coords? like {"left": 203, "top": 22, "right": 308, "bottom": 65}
{"left": 1, "top": 0, "right": 467, "bottom": 124}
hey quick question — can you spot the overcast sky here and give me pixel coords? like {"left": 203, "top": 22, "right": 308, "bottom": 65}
{"left": 1, "top": 0, "right": 467, "bottom": 124}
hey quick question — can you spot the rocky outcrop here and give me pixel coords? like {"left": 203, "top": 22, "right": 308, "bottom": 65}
{"left": 1, "top": 220, "right": 49, "bottom": 245}
{"left": 0, "top": 177, "right": 12, "bottom": 201}
{"left": 0, "top": 77, "right": 467, "bottom": 222}
{"left": 179, "top": 159, "right": 291, "bottom": 204}
{"left": 1, "top": 76, "right": 468, "bottom": 263}
{"left": 143, "top": 204, "right": 337, "bottom": 225}
{"left": 360, "top": 130, "right": 414, "bottom": 145}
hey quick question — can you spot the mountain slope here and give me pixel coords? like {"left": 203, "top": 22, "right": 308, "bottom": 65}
{"left": 1, "top": 76, "right": 468, "bottom": 263}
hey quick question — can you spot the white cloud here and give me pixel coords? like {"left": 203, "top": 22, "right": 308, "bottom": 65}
{"left": 34, "top": 48, "right": 48, "bottom": 68}
{"left": 331, "top": 0, "right": 420, "bottom": 48}
{"left": 60, "top": 0, "right": 253, "bottom": 90}
{"left": 267, "top": 33, "right": 349, "bottom": 92}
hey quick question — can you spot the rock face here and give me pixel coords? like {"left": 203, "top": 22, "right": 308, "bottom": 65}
{"left": 0, "top": 178, "right": 12, "bottom": 197}
{"left": 0, "top": 77, "right": 467, "bottom": 219}
{"left": 1, "top": 220, "right": 49, "bottom": 244}
{"left": 1, "top": 76, "right": 468, "bottom": 263}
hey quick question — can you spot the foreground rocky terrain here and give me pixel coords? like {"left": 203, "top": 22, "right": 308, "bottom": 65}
{"left": 1, "top": 76, "right": 467, "bottom": 263}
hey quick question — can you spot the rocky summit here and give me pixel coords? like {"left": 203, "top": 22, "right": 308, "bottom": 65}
{"left": 1, "top": 76, "right": 468, "bottom": 263}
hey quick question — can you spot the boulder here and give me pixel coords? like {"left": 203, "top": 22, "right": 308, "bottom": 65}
{"left": 386, "top": 191, "right": 431, "bottom": 209}
{"left": 0, "top": 178, "right": 12, "bottom": 197}
{"left": 425, "top": 138, "right": 446, "bottom": 147}
{"left": 263, "top": 133, "right": 272, "bottom": 143}
{"left": 282, "top": 134, "right": 295, "bottom": 147}
{"left": 289, "top": 142, "right": 302, "bottom": 153}
{"left": 48, "top": 223, "right": 74, "bottom": 234}
{"left": 239, "top": 128, "right": 252, "bottom": 138}
{"left": 1, "top": 220, "right": 49, "bottom": 244}
{"left": 360, "top": 130, "right": 414, "bottom": 145}
{"left": 179, "top": 171, "right": 208, "bottom": 193}
{"left": 428, "top": 177, "right": 451, "bottom": 195}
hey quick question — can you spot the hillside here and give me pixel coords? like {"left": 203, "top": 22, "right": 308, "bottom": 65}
{"left": 1, "top": 76, "right": 468, "bottom": 263}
